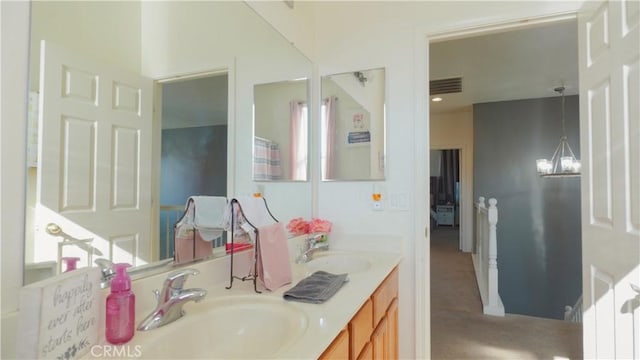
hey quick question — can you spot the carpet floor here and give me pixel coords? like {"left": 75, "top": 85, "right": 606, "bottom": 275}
{"left": 430, "top": 227, "right": 583, "bottom": 360}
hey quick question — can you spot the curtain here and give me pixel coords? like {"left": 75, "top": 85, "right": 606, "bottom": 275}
{"left": 322, "top": 96, "right": 337, "bottom": 179}
{"left": 289, "top": 101, "right": 308, "bottom": 180}
{"left": 438, "top": 149, "right": 459, "bottom": 204}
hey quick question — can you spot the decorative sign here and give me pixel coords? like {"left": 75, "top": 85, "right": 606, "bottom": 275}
{"left": 17, "top": 267, "right": 101, "bottom": 360}
{"left": 347, "top": 131, "right": 371, "bottom": 144}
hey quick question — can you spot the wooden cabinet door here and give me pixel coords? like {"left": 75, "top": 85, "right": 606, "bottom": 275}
{"left": 356, "top": 341, "right": 373, "bottom": 360}
{"left": 349, "top": 299, "right": 373, "bottom": 359}
{"left": 319, "top": 328, "right": 349, "bottom": 360}
{"left": 371, "top": 316, "right": 388, "bottom": 359}
{"left": 387, "top": 299, "right": 399, "bottom": 359}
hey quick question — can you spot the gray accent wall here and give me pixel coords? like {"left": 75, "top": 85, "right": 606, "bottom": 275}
{"left": 473, "top": 95, "right": 581, "bottom": 320}
{"left": 161, "top": 125, "right": 228, "bottom": 204}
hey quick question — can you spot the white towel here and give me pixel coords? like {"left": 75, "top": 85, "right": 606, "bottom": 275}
{"left": 187, "top": 196, "right": 227, "bottom": 241}
{"left": 223, "top": 196, "right": 275, "bottom": 243}
{"left": 236, "top": 196, "right": 274, "bottom": 227}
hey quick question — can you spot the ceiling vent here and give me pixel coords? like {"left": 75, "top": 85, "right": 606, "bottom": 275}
{"left": 430, "top": 77, "right": 463, "bottom": 95}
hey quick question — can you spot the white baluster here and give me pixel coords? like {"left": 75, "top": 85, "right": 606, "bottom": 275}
{"left": 486, "top": 198, "right": 504, "bottom": 315}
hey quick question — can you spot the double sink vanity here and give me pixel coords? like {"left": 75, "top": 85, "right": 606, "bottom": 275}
{"left": 87, "top": 239, "right": 401, "bottom": 359}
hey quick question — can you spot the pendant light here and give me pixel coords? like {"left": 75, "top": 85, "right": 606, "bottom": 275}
{"left": 536, "top": 86, "right": 580, "bottom": 178}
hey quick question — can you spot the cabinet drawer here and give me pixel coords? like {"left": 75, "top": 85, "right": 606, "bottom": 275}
{"left": 372, "top": 268, "right": 399, "bottom": 325}
{"left": 349, "top": 299, "right": 373, "bottom": 359}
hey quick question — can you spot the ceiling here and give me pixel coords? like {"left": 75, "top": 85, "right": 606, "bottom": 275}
{"left": 429, "top": 19, "right": 578, "bottom": 114}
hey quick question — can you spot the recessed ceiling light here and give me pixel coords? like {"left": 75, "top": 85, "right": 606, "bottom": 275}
{"left": 432, "top": 97, "right": 443, "bottom": 102}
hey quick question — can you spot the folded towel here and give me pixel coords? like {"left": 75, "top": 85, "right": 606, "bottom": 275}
{"left": 223, "top": 196, "right": 274, "bottom": 243}
{"left": 174, "top": 228, "right": 213, "bottom": 263}
{"left": 283, "top": 271, "right": 348, "bottom": 304}
{"left": 188, "top": 196, "right": 226, "bottom": 241}
{"left": 256, "top": 223, "right": 291, "bottom": 291}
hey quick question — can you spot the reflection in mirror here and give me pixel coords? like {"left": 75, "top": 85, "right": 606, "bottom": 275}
{"left": 253, "top": 79, "right": 309, "bottom": 181}
{"left": 23, "top": 1, "right": 313, "bottom": 286}
{"left": 321, "top": 68, "right": 386, "bottom": 181}
{"left": 160, "top": 75, "right": 229, "bottom": 262}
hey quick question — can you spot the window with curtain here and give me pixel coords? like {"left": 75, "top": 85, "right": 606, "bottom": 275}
{"left": 320, "top": 96, "right": 337, "bottom": 179}
{"left": 289, "top": 101, "right": 308, "bottom": 181}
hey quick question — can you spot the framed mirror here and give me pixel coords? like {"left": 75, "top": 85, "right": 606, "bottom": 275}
{"left": 253, "top": 79, "right": 309, "bottom": 181}
{"left": 321, "top": 68, "right": 386, "bottom": 181}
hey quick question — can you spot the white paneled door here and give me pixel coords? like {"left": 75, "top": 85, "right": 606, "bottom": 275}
{"left": 579, "top": 0, "right": 640, "bottom": 358}
{"left": 35, "top": 41, "right": 153, "bottom": 270}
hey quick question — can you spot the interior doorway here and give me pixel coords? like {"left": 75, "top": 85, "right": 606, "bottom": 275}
{"left": 429, "top": 149, "right": 461, "bottom": 246}
{"left": 158, "top": 73, "right": 229, "bottom": 260}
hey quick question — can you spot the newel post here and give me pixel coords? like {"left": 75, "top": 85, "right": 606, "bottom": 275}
{"left": 487, "top": 198, "right": 502, "bottom": 314}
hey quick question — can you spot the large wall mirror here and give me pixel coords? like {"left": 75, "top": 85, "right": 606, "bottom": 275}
{"left": 23, "top": 1, "right": 313, "bottom": 285}
{"left": 321, "top": 68, "right": 386, "bottom": 181}
{"left": 253, "top": 79, "right": 309, "bottom": 181}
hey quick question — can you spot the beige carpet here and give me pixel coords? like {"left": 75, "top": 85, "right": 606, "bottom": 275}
{"left": 430, "top": 227, "right": 583, "bottom": 360}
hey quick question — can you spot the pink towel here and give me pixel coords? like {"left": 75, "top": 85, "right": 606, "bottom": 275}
{"left": 256, "top": 223, "right": 291, "bottom": 291}
{"left": 174, "top": 229, "right": 212, "bottom": 264}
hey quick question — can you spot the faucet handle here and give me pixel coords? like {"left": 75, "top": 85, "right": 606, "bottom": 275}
{"left": 94, "top": 258, "right": 115, "bottom": 280}
{"left": 164, "top": 268, "right": 200, "bottom": 290}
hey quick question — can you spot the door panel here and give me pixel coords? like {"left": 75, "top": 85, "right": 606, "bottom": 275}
{"left": 35, "top": 40, "right": 153, "bottom": 269}
{"left": 579, "top": 0, "right": 640, "bottom": 358}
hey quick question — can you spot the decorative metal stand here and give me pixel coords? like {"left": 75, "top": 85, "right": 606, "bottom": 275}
{"left": 225, "top": 197, "right": 278, "bottom": 293}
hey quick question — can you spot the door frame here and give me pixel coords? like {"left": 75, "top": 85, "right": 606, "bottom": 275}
{"left": 418, "top": 12, "right": 579, "bottom": 357}
{"left": 429, "top": 146, "right": 469, "bottom": 251}
{"left": 150, "top": 68, "right": 234, "bottom": 260}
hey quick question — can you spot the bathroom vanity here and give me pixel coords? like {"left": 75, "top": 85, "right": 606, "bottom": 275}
{"left": 76, "top": 243, "right": 401, "bottom": 359}
{"left": 320, "top": 267, "right": 399, "bottom": 359}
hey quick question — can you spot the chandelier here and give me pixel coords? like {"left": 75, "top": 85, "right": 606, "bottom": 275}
{"left": 536, "top": 86, "right": 580, "bottom": 178}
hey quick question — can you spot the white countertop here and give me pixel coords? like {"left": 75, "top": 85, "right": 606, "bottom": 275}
{"left": 223, "top": 250, "right": 401, "bottom": 359}
{"left": 84, "top": 249, "right": 401, "bottom": 359}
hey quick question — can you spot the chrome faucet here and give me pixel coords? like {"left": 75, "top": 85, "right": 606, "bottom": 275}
{"left": 137, "top": 268, "right": 207, "bottom": 331}
{"left": 296, "top": 233, "right": 330, "bottom": 264}
{"left": 94, "top": 258, "right": 115, "bottom": 288}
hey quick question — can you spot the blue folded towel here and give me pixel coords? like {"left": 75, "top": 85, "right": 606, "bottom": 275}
{"left": 283, "top": 271, "right": 348, "bottom": 304}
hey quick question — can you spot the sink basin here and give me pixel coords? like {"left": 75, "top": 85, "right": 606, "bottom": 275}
{"left": 306, "top": 252, "right": 372, "bottom": 274}
{"left": 137, "top": 296, "right": 308, "bottom": 359}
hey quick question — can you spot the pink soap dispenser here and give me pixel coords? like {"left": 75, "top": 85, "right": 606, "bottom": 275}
{"left": 106, "top": 263, "right": 135, "bottom": 344}
{"left": 61, "top": 257, "right": 80, "bottom": 272}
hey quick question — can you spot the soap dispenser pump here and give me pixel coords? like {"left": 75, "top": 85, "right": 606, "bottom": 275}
{"left": 106, "top": 263, "right": 135, "bottom": 344}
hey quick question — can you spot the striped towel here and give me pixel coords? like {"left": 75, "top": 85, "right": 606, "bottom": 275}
{"left": 254, "top": 137, "right": 282, "bottom": 180}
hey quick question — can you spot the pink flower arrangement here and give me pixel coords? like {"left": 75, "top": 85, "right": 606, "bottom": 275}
{"left": 286, "top": 217, "right": 333, "bottom": 236}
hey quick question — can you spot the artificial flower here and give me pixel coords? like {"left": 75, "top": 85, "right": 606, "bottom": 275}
{"left": 308, "top": 218, "right": 332, "bottom": 233}
{"left": 286, "top": 217, "right": 310, "bottom": 236}
{"left": 286, "top": 217, "right": 332, "bottom": 235}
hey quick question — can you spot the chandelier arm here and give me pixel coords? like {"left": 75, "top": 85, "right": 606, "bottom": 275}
{"left": 550, "top": 140, "right": 563, "bottom": 173}
{"left": 561, "top": 88, "right": 567, "bottom": 137}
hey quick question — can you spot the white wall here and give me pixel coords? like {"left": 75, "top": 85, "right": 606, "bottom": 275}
{"left": 246, "top": 0, "right": 316, "bottom": 60}
{"left": 29, "top": 1, "right": 141, "bottom": 91}
{"left": 256, "top": 1, "right": 583, "bottom": 358}
{"left": 1, "top": 2, "right": 30, "bottom": 356}
{"left": 431, "top": 107, "right": 474, "bottom": 252}
{"left": 140, "top": 1, "right": 313, "bottom": 223}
